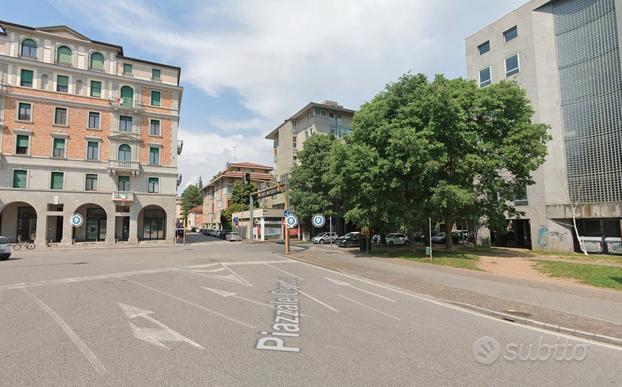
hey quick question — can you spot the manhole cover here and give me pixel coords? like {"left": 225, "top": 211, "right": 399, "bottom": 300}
{"left": 504, "top": 309, "right": 532, "bottom": 318}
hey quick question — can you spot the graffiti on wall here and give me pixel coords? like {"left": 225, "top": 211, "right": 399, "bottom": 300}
{"left": 536, "top": 226, "right": 569, "bottom": 248}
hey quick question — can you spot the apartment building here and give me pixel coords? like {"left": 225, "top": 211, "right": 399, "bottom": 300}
{"left": 0, "top": 21, "right": 183, "bottom": 245}
{"left": 466, "top": 0, "right": 622, "bottom": 252}
{"left": 264, "top": 100, "right": 355, "bottom": 208}
{"left": 201, "top": 162, "right": 273, "bottom": 229}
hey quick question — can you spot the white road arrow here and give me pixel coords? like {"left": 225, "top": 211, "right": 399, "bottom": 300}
{"left": 202, "top": 287, "right": 273, "bottom": 310}
{"left": 118, "top": 303, "right": 204, "bottom": 351}
{"left": 325, "top": 277, "right": 395, "bottom": 302}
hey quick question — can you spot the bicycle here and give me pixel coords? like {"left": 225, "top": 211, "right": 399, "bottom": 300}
{"left": 11, "top": 238, "right": 35, "bottom": 250}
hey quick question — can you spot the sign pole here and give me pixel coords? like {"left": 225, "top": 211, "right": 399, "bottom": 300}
{"left": 329, "top": 217, "right": 333, "bottom": 245}
{"left": 249, "top": 194, "right": 254, "bottom": 241}
{"left": 284, "top": 184, "right": 290, "bottom": 254}
{"left": 428, "top": 217, "right": 433, "bottom": 262}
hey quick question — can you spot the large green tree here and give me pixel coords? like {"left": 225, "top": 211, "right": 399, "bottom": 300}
{"left": 181, "top": 183, "right": 203, "bottom": 219}
{"left": 334, "top": 74, "right": 550, "bottom": 251}
{"left": 289, "top": 134, "right": 340, "bottom": 229}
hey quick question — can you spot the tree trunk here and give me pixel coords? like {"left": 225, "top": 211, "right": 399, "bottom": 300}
{"left": 408, "top": 229, "right": 417, "bottom": 252}
{"left": 445, "top": 216, "right": 455, "bottom": 252}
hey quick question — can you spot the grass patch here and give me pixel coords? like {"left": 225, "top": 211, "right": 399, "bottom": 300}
{"left": 371, "top": 248, "right": 482, "bottom": 271}
{"left": 535, "top": 261, "right": 622, "bottom": 290}
{"left": 532, "top": 251, "right": 622, "bottom": 265}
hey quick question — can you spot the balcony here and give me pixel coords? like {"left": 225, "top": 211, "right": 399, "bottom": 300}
{"left": 177, "top": 140, "right": 184, "bottom": 155}
{"left": 107, "top": 160, "right": 140, "bottom": 175}
{"left": 112, "top": 191, "right": 135, "bottom": 202}
{"left": 109, "top": 97, "right": 142, "bottom": 114}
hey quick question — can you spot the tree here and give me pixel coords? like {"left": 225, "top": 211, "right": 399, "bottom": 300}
{"left": 334, "top": 73, "right": 550, "bottom": 251}
{"left": 180, "top": 184, "right": 203, "bottom": 219}
{"left": 197, "top": 176, "right": 203, "bottom": 190}
{"left": 231, "top": 181, "right": 256, "bottom": 207}
{"left": 290, "top": 135, "right": 341, "bottom": 228}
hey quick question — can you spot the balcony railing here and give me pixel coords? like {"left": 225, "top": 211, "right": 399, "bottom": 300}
{"left": 109, "top": 97, "right": 142, "bottom": 113}
{"left": 112, "top": 191, "right": 134, "bottom": 202}
{"left": 107, "top": 160, "right": 140, "bottom": 175}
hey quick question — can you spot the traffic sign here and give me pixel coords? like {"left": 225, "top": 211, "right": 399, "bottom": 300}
{"left": 233, "top": 216, "right": 239, "bottom": 226}
{"left": 285, "top": 214, "right": 298, "bottom": 229}
{"left": 284, "top": 210, "right": 290, "bottom": 217}
{"left": 312, "top": 214, "right": 326, "bottom": 228}
{"left": 70, "top": 213, "right": 83, "bottom": 227}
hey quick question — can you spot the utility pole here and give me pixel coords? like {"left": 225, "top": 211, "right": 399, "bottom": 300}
{"left": 284, "top": 185, "right": 290, "bottom": 254}
{"left": 245, "top": 173, "right": 253, "bottom": 241}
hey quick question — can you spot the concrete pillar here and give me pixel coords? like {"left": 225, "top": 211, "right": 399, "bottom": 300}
{"left": 105, "top": 209, "right": 116, "bottom": 244}
{"left": 128, "top": 208, "right": 139, "bottom": 244}
{"left": 61, "top": 207, "right": 74, "bottom": 246}
{"left": 34, "top": 206, "right": 47, "bottom": 247}
{"left": 261, "top": 218, "right": 265, "bottom": 241}
{"left": 166, "top": 207, "right": 175, "bottom": 244}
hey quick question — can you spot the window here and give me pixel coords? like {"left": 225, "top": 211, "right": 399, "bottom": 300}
{"left": 118, "top": 144, "right": 131, "bottom": 161}
{"left": 90, "top": 52, "right": 104, "bottom": 71}
{"left": 20, "top": 39, "right": 37, "bottom": 59}
{"left": 123, "top": 63, "right": 132, "bottom": 75}
{"left": 479, "top": 67, "right": 492, "bottom": 88}
{"left": 149, "top": 147, "right": 160, "bottom": 165}
{"left": 54, "top": 107, "right": 67, "bottom": 126}
{"left": 13, "top": 170, "right": 27, "bottom": 188}
{"left": 88, "top": 112, "right": 100, "bottom": 129}
{"left": 90, "top": 80, "right": 102, "bottom": 98}
{"left": 87, "top": 141, "right": 99, "bottom": 160}
{"left": 18, "top": 102, "right": 32, "bottom": 121}
{"left": 120, "top": 86, "right": 133, "bottom": 107}
{"left": 52, "top": 138, "right": 66, "bottom": 158}
{"left": 15, "top": 135, "right": 29, "bottom": 154}
{"left": 150, "top": 119, "right": 161, "bottom": 136}
{"left": 151, "top": 90, "right": 161, "bottom": 106}
{"left": 50, "top": 172, "right": 64, "bottom": 190}
{"left": 85, "top": 174, "right": 98, "bottom": 191}
{"left": 119, "top": 115, "right": 132, "bottom": 132}
{"left": 56, "top": 46, "right": 72, "bottom": 66}
{"left": 20, "top": 69, "right": 33, "bottom": 87}
{"left": 148, "top": 177, "right": 159, "bottom": 193}
{"left": 478, "top": 41, "right": 490, "bottom": 55}
{"left": 152, "top": 68, "right": 161, "bottom": 81}
{"left": 118, "top": 175, "right": 130, "bottom": 191}
{"left": 56, "top": 75, "right": 69, "bottom": 92}
{"left": 514, "top": 185, "right": 528, "bottom": 205}
{"left": 505, "top": 54, "right": 520, "bottom": 77}
{"left": 504, "top": 26, "right": 518, "bottom": 42}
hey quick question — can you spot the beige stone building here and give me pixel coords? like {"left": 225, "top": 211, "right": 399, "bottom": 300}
{"left": 201, "top": 162, "right": 273, "bottom": 229}
{"left": 0, "top": 20, "right": 183, "bottom": 245}
{"left": 264, "top": 100, "right": 355, "bottom": 208}
{"left": 466, "top": 0, "right": 622, "bottom": 252}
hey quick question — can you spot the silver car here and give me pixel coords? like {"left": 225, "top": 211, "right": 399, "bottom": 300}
{"left": 385, "top": 233, "right": 409, "bottom": 246}
{"left": 312, "top": 232, "right": 338, "bottom": 244}
{"left": 0, "top": 236, "right": 11, "bottom": 260}
{"left": 226, "top": 232, "right": 242, "bottom": 242}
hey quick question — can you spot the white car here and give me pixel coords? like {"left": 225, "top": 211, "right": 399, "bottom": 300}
{"left": 312, "top": 232, "right": 338, "bottom": 244}
{"left": 0, "top": 236, "right": 11, "bottom": 260}
{"left": 226, "top": 232, "right": 242, "bottom": 242}
{"left": 385, "top": 233, "right": 409, "bottom": 246}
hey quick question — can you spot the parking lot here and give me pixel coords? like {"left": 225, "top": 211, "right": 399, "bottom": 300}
{"left": 0, "top": 241, "right": 621, "bottom": 386}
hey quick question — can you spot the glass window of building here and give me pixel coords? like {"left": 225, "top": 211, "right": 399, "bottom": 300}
{"left": 13, "top": 170, "right": 27, "bottom": 188}
{"left": 54, "top": 107, "right": 67, "bottom": 126}
{"left": 152, "top": 68, "right": 161, "bottom": 81}
{"left": 150, "top": 120, "right": 161, "bottom": 136}
{"left": 119, "top": 115, "right": 133, "bottom": 132}
{"left": 85, "top": 174, "right": 98, "bottom": 191}
{"left": 479, "top": 67, "right": 492, "bottom": 88}
{"left": 123, "top": 63, "right": 132, "bottom": 75}
{"left": 148, "top": 177, "right": 159, "bottom": 193}
{"left": 56, "top": 75, "right": 69, "bottom": 92}
{"left": 478, "top": 41, "right": 490, "bottom": 55}
{"left": 151, "top": 90, "right": 161, "bottom": 106}
{"left": 18, "top": 102, "right": 32, "bottom": 121}
{"left": 149, "top": 147, "right": 160, "bottom": 165}
{"left": 20, "top": 39, "right": 37, "bottom": 58}
{"left": 20, "top": 69, "right": 33, "bottom": 87}
{"left": 50, "top": 172, "right": 64, "bottom": 190}
{"left": 88, "top": 112, "right": 100, "bottom": 129}
{"left": 90, "top": 80, "right": 102, "bottom": 98}
{"left": 15, "top": 135, "right": 29, "bottom": 154}
{"left": 505, "top": 54, "right": 520, "bottom": 77}
{"left": 56, "top": 46, "right": 72, "bottom": 66}
{"left": 90, "top": 52, "right": 104, "bottom": 71}
{"left": 87, "top": 141, "right": 99, "bottom": 160}
{"left": 52, "top": 138, "right": 66, "bottom": 158}
{"left": 504, "top": 26, "right": 518, "bottom": 42}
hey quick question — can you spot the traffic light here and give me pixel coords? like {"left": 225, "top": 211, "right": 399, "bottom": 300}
{"left": 244, "top": 173, "right": 251, "bottom": 185}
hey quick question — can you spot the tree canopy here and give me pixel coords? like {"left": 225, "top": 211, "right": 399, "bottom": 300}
{"left": 180, "top": 184, "right": 203, "bottom": 218}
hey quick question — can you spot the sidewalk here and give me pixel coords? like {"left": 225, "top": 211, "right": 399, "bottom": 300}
{"left": 290, "top": 245, "right": 622, "bottom": 342}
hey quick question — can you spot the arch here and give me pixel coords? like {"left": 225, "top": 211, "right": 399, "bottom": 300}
{"left": 118, "top": 144, "right": 131, "bottom": 161}
{"left": 90, "top": 52, "right": 105, "bottom": 71}
{"left": 72, "top": 203, "right": 107, "bottom": 242}
{"left": 56, "top": 45, "right": 72, "bottom": 66}
{"left": 0, "top": 201, "right": 37, "bottom": 242}
{"left": 120, "top": 86, "right": 134, "bottom": 107}
{"left": 20, "top": 38, "right": 37, "bottom": 58}
{"left": 139, "top": 205, "right": 167, "bottom": 240}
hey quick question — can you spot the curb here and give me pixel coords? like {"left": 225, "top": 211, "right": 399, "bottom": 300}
{"left": 287, "top": 253, "right": 622, "bottom": 348}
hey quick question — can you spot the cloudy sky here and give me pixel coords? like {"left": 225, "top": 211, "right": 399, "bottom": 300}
{"left": 4, "top": 0, "right": 525, "bottom": 189}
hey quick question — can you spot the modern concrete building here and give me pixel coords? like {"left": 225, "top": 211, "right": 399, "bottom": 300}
{"left": 264, "top": 100, "right": 355, "bottom": 208}
{"left": 466, "top": 0, "right": 622, "bottom": 252}
{"left": 201, "top": 162, "right": 273, "bottom": 229}
{"left": 0, "top": 20, "right": 183, "bottom": 246}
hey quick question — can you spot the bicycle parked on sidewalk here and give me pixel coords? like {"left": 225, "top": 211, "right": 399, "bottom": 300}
{"left": 11, "top": 236, "right": 36, "bottom": 250}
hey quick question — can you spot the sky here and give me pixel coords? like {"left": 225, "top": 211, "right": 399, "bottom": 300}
{"left": 2, "top": 0, "right": 525, "bottom": 189}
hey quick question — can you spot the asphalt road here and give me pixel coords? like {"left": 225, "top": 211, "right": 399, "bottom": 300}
{"left": 0, "top": 240, "right": 620, "bottom": 386}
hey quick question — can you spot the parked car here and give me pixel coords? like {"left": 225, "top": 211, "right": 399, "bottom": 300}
{"left": 372, "top": 235, "right": 381, "bottom": 245}
{"left": 313, "top": 232, "right": 339, "bottom": 244}
{"left": 431, "top": 232, "right": 447, "bottom": 244}
{"left": 413, "top": 232, "right": 425, "bottom": 242}
{"left": 226, "top": 232, "right": 242, "bottom": 242}
{"left": 0, "top": 236, "right": 11, "bottom": 260}
{"left": 336, "top": 232, "right": 361, "bottom": 248}
{"left": 385, "top": 233, "right": 409, "bottom": 246}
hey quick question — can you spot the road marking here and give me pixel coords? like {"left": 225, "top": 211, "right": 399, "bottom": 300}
{"left": 191, "top": 267, "right": 226, "bottom": 273}
{"left": 298, "top": 290, "right": 338, "bottom": 313}
{"left": 118, "top": 303, "right": 204, "bottom": 351}
{"left": 325, "top": 277, "right": 395, "bottom": 302}
{"left": 221, "top": 264, "right": 254, "bottom": 287}
{"left": 337, "top": 294, "right": 401, "bottom": 321}
{"left": 22, "top": 288, "right": 106, "bottom": 376}
{"left": 122, "top": 278, "right": 257, "bottom": 330}
{"left": 213, "top": 260, "right": 295, "bottom": 266}
{"left": 202, "top": 286, "right": 274, "bottom": 310}
{"left": 264, "top": 263, "right": 303, "bottom": 280}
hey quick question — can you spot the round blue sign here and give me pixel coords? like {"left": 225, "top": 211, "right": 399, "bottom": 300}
{"left": 70, "top": 213, "right": 83, "bottom": 227}
{"left": 285, "top": 214, "right": 298, "bottom": 229}
{"left": 312, "top": 214, "right": 326, "bottom": 228}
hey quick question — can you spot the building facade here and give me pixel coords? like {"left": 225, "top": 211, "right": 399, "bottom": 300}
{"left": 0, "top": 21, "right": 183, "bottom": 245}
{"left": 264, "top": 100, "right": 355, "bottom": 208}
{"left": 466, "top": 0, "right": 622, "bottom": 252}
{"left": 201, "top": 162, "right": 273, "bottom": 229}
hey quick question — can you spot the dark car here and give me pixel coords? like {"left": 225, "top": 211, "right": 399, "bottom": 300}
{"left": 336, "top": 232, "right": 361, "bottom": 248}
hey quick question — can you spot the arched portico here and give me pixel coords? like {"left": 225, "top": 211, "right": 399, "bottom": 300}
{"left": 0, "top": 201, "right": 37, "bottom": 242}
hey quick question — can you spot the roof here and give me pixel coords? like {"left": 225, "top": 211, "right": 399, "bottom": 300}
{"left": 203, "top": 171, "right": 274, "bottom": 191}
{"left": 265, "top": 101, "right": 356, "bottom": 139}
{"left": 189, "top": 205, "right": 203, "bottom": 214}
{"left": 228, "top": 162, "right": 273, "bottom": 170}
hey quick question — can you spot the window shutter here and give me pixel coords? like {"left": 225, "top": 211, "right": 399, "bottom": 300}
{"left": 91, "top": 81, "right": 102, "bottom": 97}
{"left": 57, "top": 47, "right": 72, "bottom": 66}
{"left": 21, "top": 69, "right": 33, "bottom": 83}
{"left": 14, "top": 171, "right": 27, "bottom": 188}
{"left": 17, "top": 135, "right": 29, "bottom": 147}
{"left": 91, "top": 53, "right": 104, "bottom": 70}
{"left": 151, "top": 91, "right": 161, "bottom": 106}
{"left": 57, "top": 75, "right": 69, "bottom": 87}
{"left": 152, "top": 69, "right": 161, "bottom": 80}
{"left": 51, "top": 172, "right": 64, "bottom": 189}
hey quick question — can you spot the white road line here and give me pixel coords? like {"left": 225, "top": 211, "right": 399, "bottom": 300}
{"left": 325, "top": 277, "right": 395, "bottom": 302}
{"left": 284, "top": 255, "right": 622, "bottom": 352}
{"left": 123, "top": 278, "right": 257, "bottom": 330}
{"left": 299, "top": 290, "right": 338, "bottom": 313}
{"left": 338, "top": 294, "right": 401, "bottom": 321}
{"left": 221, "top": 264, "right": 254, "bottom": 287}
{"left": 22, "top": 288, "right": 106, "bottom": 376}
{"left": 218, "top": 260, "right": 295, "bottom": 266}
{"left": 264, "top": 263, "right": 303, "bottom": 280}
